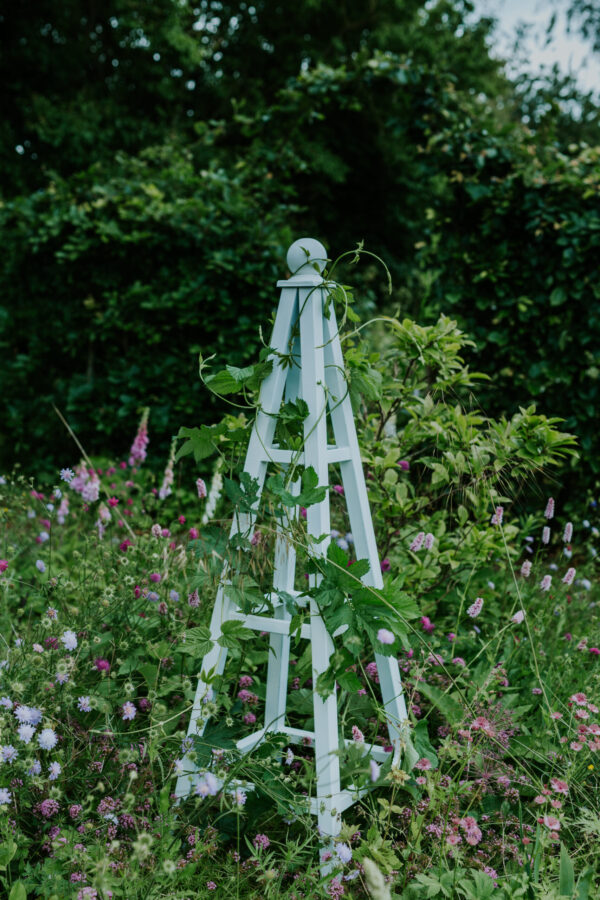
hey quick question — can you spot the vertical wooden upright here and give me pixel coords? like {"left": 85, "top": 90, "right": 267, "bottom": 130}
{"left": 175, "top": 238, "right": 413, "bottom": 863}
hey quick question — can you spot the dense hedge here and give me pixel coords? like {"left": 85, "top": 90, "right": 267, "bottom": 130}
{"left": 417, "top": 133, "right": 600, "bottom": 488}
{"left": 0, "top": 144, "right": 294, "bottom": 474}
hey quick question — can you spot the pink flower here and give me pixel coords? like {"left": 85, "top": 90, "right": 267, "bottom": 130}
{"left": 491, "top": 506, "right": 504, "bottom": 526}
{"left": 94, "top": 658, "right": 110, "bottom": 672}
{"left": 414, "top": 757, "right": 432, "bottom": 771}
{"left": 563, "top": 522, "right": 573, "bottom": 542}
{"left": 189, "top": 527, "right": 199, "bottom": 540}
{"left": 542, "top": 814, "right": 560, "bottom": 830}
{"left": 332, "top": 484, "right": 344, "bottom": 495}
{"left": 421, "top": 616, "right": 435, "bottom": 634}
{"left": 544, "top": 498, "right": 555, "bottom": 520}
{"left": 542, "top": 526, "right": 551, "bottom": 544}
{"left": 108, "top": 497, "right": 119, "bottom": 507}
{"left": 562, "top": 568, "right": 576, "bottom": 585}
{"left": 398, "top": 460, "right": 410, "bottom": 471}
{"left": 380, "top": 558, "right": 391, "bottom": 572}
{"left": 424, "top": 533, "right": 435, "bottom": 550}
{"left": 467, "top": 597, "right": 484, "bottom": 618}
{"left": 550, "top": 778, "right": 569, "bottom": 795}
{"left": 253, "top": 833, "right": 270, "bottom": 850}
{"left": 590, "top": 648, "right": 600, "bottom": 657}
{"left": 351, "top": 726, "right": 364, "bottom": 744}
{"left": 520, "top": 560, "right": 532, "bottom": 577}
{"left": 377, "top": 628, "right": 394, "bottom": 645}
{"left": 150, "top": 572, "right": 161, "bottom": 583}
{"left": 540, "top": 575, "right": 552, "bottom": 591}
{"left": 570, "top": 693, "right": 587, "bottom": 705}
{"left": 196, "top": 478, "right": 207, "bottom": 499}
{"left": 0, "top": 560, "right": 8, "bottom": 573}
{"left": 512, "top": 610, "right": 525, "bottom": 624}
{"left": 129, "top": 408, "right": 149, "bottom": 467}
{"left": 188, "top": 589, "right": 200, "bottom": 608}
{"left": 446, "top": 833, "right": 461, "bottom": 846}
{"left": 243, "top": 712, "right": 256, "bottom": 725}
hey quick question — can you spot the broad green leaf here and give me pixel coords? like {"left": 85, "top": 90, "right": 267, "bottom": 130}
{"left": 559, "top": 843, "right": 575, "bottom": 896}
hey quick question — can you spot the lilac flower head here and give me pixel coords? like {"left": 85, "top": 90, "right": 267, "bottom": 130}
{"left": 28, "top": 760, "right": 42, "bottom": 776}
{"left": 377, "top": 628, "right": 395, "bottom": 645}
{"left": 520, "top": 560, "right": 532, "bottom": 578}
{"left": 196, "top": 478, "right": 207, "bottom": 499}
{"left": 335, "top": 843, "right": 353, "bottom": 864}
{"left": 0, "top": 788, "right": 11, "bottom": 805}
{"left": 122, "top": 701, "right": 137, "bottom": 721}
{"left": 544, "top": 498, "right": 555, "bottom": 520}
{"left": 491, "top": 506, "right": 504, "bottom": 526}
{"left": 36, "top": 560, "right": 46, "bottom": 573}
{"left": 48, "top": 761, "right": 62, "bottom": 781}
{"left": 467, "top": 598, "right": 484, "bottom": 618}
{"left": 512, "top": 610, "right": 525, "bottom": 624}
{"left": 60, "top": 468, "right": 75, "bottom": 483}
{"left": 78, "top": 696, "right": 92, "bottom": 712}
{"left": 540, "top": 574, "right": 552, "bottom": 592}
{"left": 61, "top": 630, "right": 78, "bottom": 651}
{"left": 1, "top": 745, "right": 18, "bottom": 763}
{"left": 542, "top": 526, "right": 551, "bottom": 545}
{"left": 38, "top": 728, "right": 58, "bottom": 750}
{"left": 18, "top": 724, "right": 36, "bottom": 744}
{"left": 563, "top": 522, "right": 573, "bottom": 543}
{"left": 424, "top": 532, "right": 435, "bottom": 550}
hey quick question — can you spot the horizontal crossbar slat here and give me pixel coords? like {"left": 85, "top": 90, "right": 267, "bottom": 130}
{"left": 257, "top": 445, "right": 352, "bottom": 465}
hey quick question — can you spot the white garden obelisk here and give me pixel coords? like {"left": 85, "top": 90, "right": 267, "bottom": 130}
{"left": 175, "top": 238, "right": 414, "bottom": 857}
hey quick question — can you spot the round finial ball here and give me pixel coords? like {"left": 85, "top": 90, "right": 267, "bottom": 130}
{"left": 286, "top": 238, "right": 328, "bottom": 276}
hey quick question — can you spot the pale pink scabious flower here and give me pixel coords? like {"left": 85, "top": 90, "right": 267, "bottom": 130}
{"left": 491, "top": 506, "right": 504, "bottom": 526}
{"left": 563, "top": 522, "right": 573, "bottom": 543}
{"left": 128, "top": 408, "right": 149, "bottom": 467}
{"left": 409, "top": 531, "right": 425, "bottom": 552}
{"left": 520, "top": 560, "right": 532, "bottom": 578}
{"left": 196, "top": 478, "right": 207, "bottom": 499}
{"left": 542, "top": 814, "right": 560, "bottom": 831}
{"left": 544, "top": 497, "right": 555, "bottom": 519}
{"left": 540, "top": 575, "right": 552, "bottom": 591}
{"left": 467, "top": 597, "right": 483, "bottom": 618}
{"left": 414, "top": 757, "right": 432, "bottom": 771}
{"left": 424, "top": 532, "right": 435, "bottom": 550}
{"left": 562, "top": 568, "right": 576, "bottom": 585}
{"left": 377, "top": 628, "right": 394, "bottom": 645}
{"left": 512, "top": 610, "right": 525, "bottom": 624}
{"left": 542, "top": 526, "right": 551, "bottom": 545}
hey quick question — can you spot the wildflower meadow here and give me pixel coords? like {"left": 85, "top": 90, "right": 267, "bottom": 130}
{"left": 2, "top": 2, "right": 600, "bottom": 897}
{"left": 1, "top": 300, "right": 599, "bottom": 898}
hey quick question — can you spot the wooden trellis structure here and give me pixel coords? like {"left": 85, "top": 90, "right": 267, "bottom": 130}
{"left": 175, "top": 238, "right": 412, "bottom": 858}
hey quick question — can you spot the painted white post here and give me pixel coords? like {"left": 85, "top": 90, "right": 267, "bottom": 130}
{"left": 176, "top": 238, "right": 415, "bottom": 867}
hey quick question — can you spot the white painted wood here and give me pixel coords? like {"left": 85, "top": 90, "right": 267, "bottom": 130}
{"left": 178, "top": 238, "right": 416, "bottom": 871}
{"left": 323, "top": 303, "right": 410, "bottom": 766}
